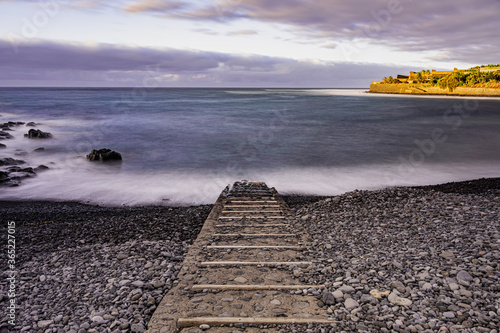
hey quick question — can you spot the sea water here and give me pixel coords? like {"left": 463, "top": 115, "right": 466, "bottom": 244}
{"left": 0, "top": 88, "right": 499, "bottom": 205}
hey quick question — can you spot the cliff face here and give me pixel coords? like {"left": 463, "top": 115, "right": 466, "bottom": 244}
{"left": 369, "top": 83, "right": 500, "bottom": 97}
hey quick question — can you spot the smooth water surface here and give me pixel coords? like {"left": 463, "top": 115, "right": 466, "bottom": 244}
{"left": 1, "top": 88, "right": 499, "bottom": 205}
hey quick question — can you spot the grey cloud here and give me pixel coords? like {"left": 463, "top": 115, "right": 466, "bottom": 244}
{"left": 0, "top": 39, "right": 416, "bottom": 87}
{"left": 0, "top": 39, "right": 223, "bottom": 71}
{"left": 149, "top": 0, "right": 500, "bottom": 64}
{"left": 6, "top": 0, "right": 498, "bottom": 64}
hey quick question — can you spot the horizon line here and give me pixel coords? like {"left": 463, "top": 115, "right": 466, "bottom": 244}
{"left": 0, "top": 86, "right": 370, "bottom": 90}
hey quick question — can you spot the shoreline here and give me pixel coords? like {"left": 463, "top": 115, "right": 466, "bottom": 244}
{"left": 368, "top": 83, "right": 500, "bottom": 98}
{"left": 1, "top": 177, "right": 498, "bottom": 208}
{"left": 367, "top": 90, "right": 500, "bottom": 98}
{"left": 1, "top": 177, "right": 498, "bottom": 332}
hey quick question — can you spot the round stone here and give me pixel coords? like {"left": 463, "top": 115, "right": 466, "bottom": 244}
{"left": 322, "top": 292, "right": 336, "bottom": 305}
{"left": 370, "top": 289, "right": 390, "bottom": 299}
{"left": 388, "top": 292, "right": 412, "bottom": 306}
{"left": 457, "top": 270, "right": 473, "bottom": 282}
{"left": 37, "top": 320, "right": 53, "bottom": 329}
{"left": 117, "top": 253, "right": 128, "bottom": 260}
{"left": 270, "top": 299, "right": 282, "bottom": 306}
{"left": 344, "top": 298, "right": 359, "bottom": 310}
{"left": 234, "top": 277, "right": 248, "bottom": 284}
{"left": 333, "top": 290, "right": 344, "bottom": 299}
{"left": 292, "top": 301, "right": 309, "bottom": 309}
{"left": 443, "top": 312, "right": 455, "bottom": 319}
{"left": 339, "top": 285, "right": 355, "bottom": 293}
{"left": 132, "top": 280, "right": 145, "bottom": 288}
{"left": 440, "top": 251, "right": 455, "bottom": 260}
{"left": 421, "top": 282, "right": 432, "bottom": 291}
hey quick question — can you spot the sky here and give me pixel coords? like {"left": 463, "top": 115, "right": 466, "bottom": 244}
{"left": 1, "top": 0, "right": 499, "bottom": 87}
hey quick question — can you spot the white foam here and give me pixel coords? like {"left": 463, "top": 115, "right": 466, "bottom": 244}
{"left": 1, "top": 162, "right": 498, "bottom": 206}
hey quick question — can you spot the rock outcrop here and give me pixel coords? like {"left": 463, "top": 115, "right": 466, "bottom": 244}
{"left": 0, "top": 163, "right": 48, "bottom": 187}
{"left": 0, "top": 131, "right": 14, "bottom": 140}
{"left": 25, "top": 129, "right": 52, "bottom": 139}
{"left": 0, "top": 157, "right": 26, "bottom": 166}
{"left": 1, "top": 121, "right": 25, "bottom": 131}
{"left": 86, "top": 149, "right": 122, "bottom": 162}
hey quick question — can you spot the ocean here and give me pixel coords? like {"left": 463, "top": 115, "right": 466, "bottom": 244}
{"left": 1, "top": 88, "right": 499, "bottom": 206}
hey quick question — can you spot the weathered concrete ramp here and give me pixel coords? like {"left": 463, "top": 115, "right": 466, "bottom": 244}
{"left": 147, "top": 181, "right": 335, "bottom": 332}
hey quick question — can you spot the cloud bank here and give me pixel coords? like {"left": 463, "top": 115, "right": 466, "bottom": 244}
{"left": 4, "top": 0, "right": 499, "bottom": 66}
{"left": 0, "top": 39, "right": 415, "bottom": 87}
{"left": 2, "top": 0, "right": 497, "bottom": 86}
{"left": 122, "top": 0, "right": 500, "bottom": 64}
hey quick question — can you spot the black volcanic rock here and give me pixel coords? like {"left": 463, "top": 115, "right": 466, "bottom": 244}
{"left": 0, "top": 165, "right": 37, "bottom": 187}
{"left": 1, "top": 121, "right": 24, "bottom": 129}
{"left": 0, "top": 157, "right": 26, "bottom": 166}
{"left": 25, "top": 129, "right": 52, "bottom": 139}
{"left": 35, "top": 165, "right": 49, "bottom": 172}
{"left": 0, "top": 171, "right": 9, "bottom": 182}
{"left": 86, "top": 148, "right": 122, "bottom": 162}
{"left": 0, "top": 131, "right": 14, "bottom": 139}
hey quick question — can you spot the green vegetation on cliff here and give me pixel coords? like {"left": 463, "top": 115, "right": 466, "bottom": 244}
{"left": 381, "top": 64, "right": 500, "bottom": 92}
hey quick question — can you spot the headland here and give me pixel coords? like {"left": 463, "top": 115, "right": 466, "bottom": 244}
{"left": 370, "top": 64, "right": 500, "bottom": 97}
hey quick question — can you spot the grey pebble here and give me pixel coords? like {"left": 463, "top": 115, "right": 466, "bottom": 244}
{"left": 457, "top": 270, "right": 473, "bottom": 282}
{"left": 322, "top": 292, "right": 336, "bottom": 305}
{"left": 344, "top": 298, "right": 359, "bottom": 310}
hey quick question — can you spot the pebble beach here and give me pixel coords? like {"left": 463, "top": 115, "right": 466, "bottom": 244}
{"left": 288, "top": 178, "right": 499, "bottom": 332}
{"left": 1, "top": 178, "right": 499, "bottom": 333}
{"left": 0, "top": 203, "right": 212, "bottom": 333}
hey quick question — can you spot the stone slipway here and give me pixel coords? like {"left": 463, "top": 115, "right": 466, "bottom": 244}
{"left": 147, "top": 181, "right": 337, "bottom": 332}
